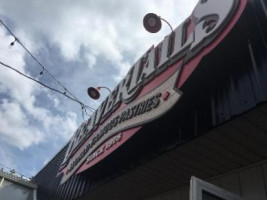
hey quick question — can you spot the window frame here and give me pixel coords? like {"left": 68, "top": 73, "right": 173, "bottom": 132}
{"left": 190, "top": 176, "right": 242, "bottom": 200}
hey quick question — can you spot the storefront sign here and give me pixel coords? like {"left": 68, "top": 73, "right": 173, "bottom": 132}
{"left": 58, "top": 0, "right": 247, "bottom": 184}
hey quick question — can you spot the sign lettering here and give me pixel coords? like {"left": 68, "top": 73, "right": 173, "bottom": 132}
{"left": 59, "top": 0, "right": 247, "bottom": 184}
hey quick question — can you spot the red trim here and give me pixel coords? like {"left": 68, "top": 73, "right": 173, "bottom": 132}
{"left": 60, "top": 0, "right": 248, "bottom": 182}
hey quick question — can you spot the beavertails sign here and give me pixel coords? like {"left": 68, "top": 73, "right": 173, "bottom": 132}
{"left": 58, "top": 0, "right": 247, "bottom": 184}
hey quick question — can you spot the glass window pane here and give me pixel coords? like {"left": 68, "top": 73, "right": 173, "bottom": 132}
{"left": 203, "top": 191, "right": 225, "bottom": 200}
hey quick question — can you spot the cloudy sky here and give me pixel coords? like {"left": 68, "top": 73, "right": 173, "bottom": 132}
{"left": 0, "top": 0, "right": 198, "bottom": 178}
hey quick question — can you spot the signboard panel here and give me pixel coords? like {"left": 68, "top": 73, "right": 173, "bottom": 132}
{"left": 58, "top": 0, "right": 247, "bottom": 184}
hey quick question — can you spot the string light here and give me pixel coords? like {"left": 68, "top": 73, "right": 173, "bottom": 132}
{"left": 0, "top": 61, "right": 95, "bottom": 114}
{"left": 10, "top": 37, "right": 17, "bottom": 46}
{"left": 0, "top": 18, "right": 96, "bottom": 117}
{"left": 39, "top": 68, "right": 44, "bottom": 76}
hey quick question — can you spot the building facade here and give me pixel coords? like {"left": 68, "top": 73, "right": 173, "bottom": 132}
{"left": 34, "top": 0, "right": 267, "bottom": 199}
{"left": 0, "top": 169, "right": 37, "bottom": 200}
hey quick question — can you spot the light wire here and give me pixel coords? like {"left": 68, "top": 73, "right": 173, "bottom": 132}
{"left": 0, "top": 61, "right": 95, "bottom": 112}
{"left": 0, "top": 18, "right": 95, "bottom": 114}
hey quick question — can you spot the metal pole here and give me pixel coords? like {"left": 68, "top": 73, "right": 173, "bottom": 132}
{"left": 99, "top": 86, "right": 112, "bottom": 93}
{"left": 160, "top": 17, "right": 173, "bottom": 32}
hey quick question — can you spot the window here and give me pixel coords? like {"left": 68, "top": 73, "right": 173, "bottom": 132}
{"left": 190, "top": 176, "right": 243, "bottom": 200}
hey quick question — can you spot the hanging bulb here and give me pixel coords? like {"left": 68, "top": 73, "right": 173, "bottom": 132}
{"left": 10, "top": 38, "right": 17, "bottom": 46}
{"left": 38, "top": 68, "right": 45, "bottom": 77}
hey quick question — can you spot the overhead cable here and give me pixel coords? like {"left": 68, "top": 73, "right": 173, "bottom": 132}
{"left": 0, "top": 18, "right": 95, "bottom": 114}
{"left": 0, "top": 61, "right": 95, "bottom": 113}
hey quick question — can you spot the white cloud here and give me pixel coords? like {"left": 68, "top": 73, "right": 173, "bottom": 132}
{"left": 0, "top": 142, "right": 17, "bottom": 170}
{"left": 113, "top": 61, "right": 131, "bottom": 82}
{"left": 0, "top": 27, "right": 78, "bottom": 149}
{"left": 0, "top": 0, "right": 198, "bottom": 149}
{"left": 0, "top": 0, "right": 199, "bottom": 176}
{"left": 0, "top": 0, "right": 198, "bottom": 82}
{"left": 47, "top": 93, "right": 60, "bottom": 108}
{"left": 86, "top": 53, "right": 97, "bottom": 69}
{"left": 0, "top": 100, "right": 44, "bottom": 149}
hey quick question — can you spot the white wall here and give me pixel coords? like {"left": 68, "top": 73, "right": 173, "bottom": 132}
{"left": 0, "top": 179, "right": 35, "bottom": 200}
